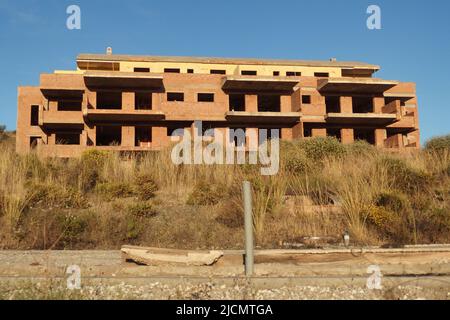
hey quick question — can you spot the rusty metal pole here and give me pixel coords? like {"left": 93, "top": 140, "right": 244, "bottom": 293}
{"left": 243, "top": 181, "right": 254, "bottom": 277}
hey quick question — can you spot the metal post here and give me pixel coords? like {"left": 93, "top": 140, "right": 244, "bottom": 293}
{"left": 243, "top": 181, "right": 254, "bottom": 277}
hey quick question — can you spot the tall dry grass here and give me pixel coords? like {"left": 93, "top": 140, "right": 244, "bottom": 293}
{"left": 0, "top": 134, "right": 449, "bottom": 249}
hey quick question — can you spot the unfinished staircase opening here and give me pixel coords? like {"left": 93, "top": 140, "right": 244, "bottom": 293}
{"left": 352, "top": 97, "right": 373, "bottom": 113}
{"left": 229, "top": 94, "right": 245, "bottom": 112}
{"left": 135, "top": 127, "right": 152, "bottom": 147}
{"left": 135, "top": 92, "right": 152, "bottom": 110}
{"left": 97, "top": 91, "right": 122, "bottom": 110}
{"left": 96, "top": 126, "right": 122, "bottom": 146}
{"left": 325, "top": 96, "right": 340, "bottom": 113}
{"left": 258, "top": 95, "right": 280, "bottom": 112}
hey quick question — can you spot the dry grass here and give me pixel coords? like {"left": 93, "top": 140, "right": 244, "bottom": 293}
{"left": 0, "top": 133, "right": 449, "bottom": 249}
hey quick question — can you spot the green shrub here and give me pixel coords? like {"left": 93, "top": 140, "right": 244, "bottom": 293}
{"left": 134, "top": 174, "right": 158, "bottom": 200}
{"left": 0, "top": 125, "right": 5, "bottom": 142}
{"left": 379, "top": 157, "right": 430, "bottom": 192}
{"left": 367, "top": 190, "right": 414, "bottom": 244}
{"left": 375, "top": 190, "right": 409, "bottom": 213}
{"left": 95, "top": 182, "right": 135, "bottom": 200}
{"left": 425, "top": 135, "right": 450, "bottom": 153}
{"left": 27, "top": 183, "right": 88, "bottom": 209}
{"left": 345, "top": 140, "right": 376, "bottom": 156}
{"left": 56, "top": 212, "right": 89, "bottom": 248}
{"left": 187, "top": 181, "right": 225, "bottom": 206}
{"left": 283, "top": 148, "right": 309, "bottom": 174}
{"left": 297, "top": 137, "right": 346, "bottom": 161}
{"left": 79, "top": 150, "right": 110, "bottom": 192}
{"left": 128, "top": 202, "right": 158, "bottom": 218}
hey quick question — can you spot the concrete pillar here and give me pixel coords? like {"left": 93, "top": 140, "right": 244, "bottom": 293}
{"left": 122, "top": 126, "right": 135, "bottom": 147}
{"left": 340, "top": 97, "right": 352, "bottom": 113}
{"left": 373, "top": 97, "right": 385, "bottom": 113}
{"left": 48, "top": 133, "right": 56, "bottom": 145}
{"left": 152, "top": 127, "right": 169, "bottom": 149}
{"left": 312, "top": 128, "right": 326, "bottom": 137}
{"left": 48, "top": 100, "right": 58, "bottom": 112}
{"left": 292, "top": 122, "right": 303, "bottom": 139}
{"left": 280, "top": 95, "right": 291, "bottom": 112}
{"left": 341, "top": 128, "right": 354, "bottom": 144}
{"left": 375, "top": 129, "right": 387, "bottom": 147}
{"left": 87, "top": 90, "right": 96, "bottom": 109}
{"left": 85, "top": 124, "right": 96, "bottom": 146}
{"left": 246, "top": 128, "right": 258, "bottom": 151}
{"left": 245, "top": 95, "right": 258, "bottom": 112}
{"left": 122, "top": 92, "right": 134, "bottom": 111}
{"left": 152, "top": 92, "right": 161, "bottom": 111}
{"left": 281, "top": 128, "right": 292, "bottom": 140}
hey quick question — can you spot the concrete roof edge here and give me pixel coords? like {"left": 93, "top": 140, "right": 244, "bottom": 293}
{"left": 76, "top": 54, "right": 380, "bottom": 70}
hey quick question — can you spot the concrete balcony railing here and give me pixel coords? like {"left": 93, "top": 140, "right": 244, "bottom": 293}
{"left": 83, "top": 108, "right": 165, "bottom": 122}
{"left": 225, "top": 111, "right": 302, "bottom": 125}
{"left": 39, "top": 107, "right": 84, "bottom": 128}
{"left": 326, "top": 100, "right": 402, "bottom": 126}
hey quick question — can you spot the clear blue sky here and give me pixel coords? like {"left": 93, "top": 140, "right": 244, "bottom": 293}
{"left": 0, "top": 0, "right": 449, "bottom": 142}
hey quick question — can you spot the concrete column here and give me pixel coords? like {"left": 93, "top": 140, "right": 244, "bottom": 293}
{"left": 312, "top": 128, "right": 326, "bottom": 137}
{"left": 292, "top": 122, "right": 303, "bottom": 139}
{"left": 280, "top": 95, "right": 291, "bottom": 112}
{"left": 373, "top": 97, "right": 385, "bottom": 113}
{"left": 341, "top": 128, "right": 354, "bottom": 144}
{"left": 48, "top": 133, "right": 56, "bottom": 145}
{"left": 152, "top": 92, "right": 161, "bottom": 111}
{"left": 48, "top": 101, "right": 58, "bottom": 112}
{"left": 375, "top": 129, "right": 387, "bottom": 147}
{"left": 87, "top": 90, "right": 96, "bottom": 109}
{"left": 122, "top": 92, "right": 134, "bottom": 111}
{"left": 246, "top": 128, "right": 258, "bottom": 151}
{"left": 86, "top": 124, "right": 96, "bottom": 146}
{"left": 245, "top": 95, "right": 258, "bottom": 112}
{"left": 122, "top": 126, "right": 135, "bottom": 147}
{"left": 152, "top": 127, "right": 169, "bottom": 149}
{"left": 340, "top": 97, "right": 352, "bottom": 113}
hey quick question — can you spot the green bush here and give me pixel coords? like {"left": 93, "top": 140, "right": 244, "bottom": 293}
{"left": 379, "top": 157, "right": 430, "bottom": 192}
{"left": 187, "top": 181, "right": 225, "bottom": 206}
{"left": 134, "top": 174, "right": 158, "bottom": 200}
{"left": 298, "top": 137, "right": 346, "bottom": 161}
{"left": 79, "top": 150, "right": 110, "bottom": 192}
{"left": 283, "top": 148, "right": 309, "bottom": 174}
{"left": 56, "top": 212, "right": 89, "bottom": 248}
{"left": 345, "top": 140, "right": 376, "bottom": 156}
{"left": 375, "top": 190, "right": 409, "bottom": 213}
{"left": 27, "top": 183, "right": 88, "bottom": 209}
{"left": 95, "top": 182, "right": 135, "bottom": 200}
{"left": 425, "top": 135, "right": 450, "bottom": 153}
{"left": 128, "top": 202, "right": 158, "bottom": 218}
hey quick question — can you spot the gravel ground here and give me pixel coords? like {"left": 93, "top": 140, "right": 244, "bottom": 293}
{"left": 1, "top": 280, "right": 449, "bottom": 300}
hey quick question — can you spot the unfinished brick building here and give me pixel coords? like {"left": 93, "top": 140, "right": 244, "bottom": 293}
{"left": 16, "top": 53, "right": 420, "bottom": 157}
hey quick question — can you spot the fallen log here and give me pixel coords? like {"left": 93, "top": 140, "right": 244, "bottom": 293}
{"left": 121, "top": 245, "right": 224, "bottom": 266}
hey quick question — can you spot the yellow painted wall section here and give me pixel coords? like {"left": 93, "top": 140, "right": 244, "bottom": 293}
{"left": 119, "top": 61, "right": 342, "bottom": 77}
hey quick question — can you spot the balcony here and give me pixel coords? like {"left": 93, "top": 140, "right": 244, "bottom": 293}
{"left": 83, "top": 108, "right": 165, "bottom": 123}
{"left": 318, "top": 77, "right": 398, "bottom": 94}
{"left": 39, "top": 108, "right": 84, "bottom": 129}
{"left": 325, "top": 113, "right": 398, "bottom": 125}
{"left": 225, "top": 111, "right": 302, "bottom": 125}
{"left": 326, "top": 99, "right": 401, "bottom": 126}
{"left": 84, "top": 71, "right": 164, "bottom": 90}
{"left": 222, "top": 76, "right": 299, "bottom": 94}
